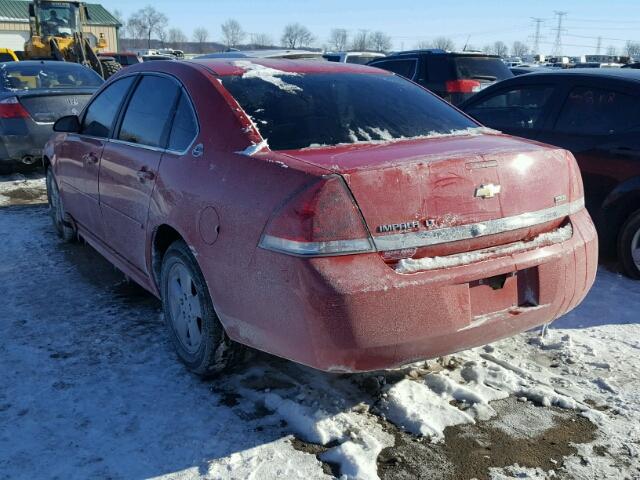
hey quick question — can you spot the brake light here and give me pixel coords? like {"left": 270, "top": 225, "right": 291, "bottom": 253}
{"left": 445, "top": 79, "right": 482, "bottom": 93}
{"left": 259, "top": 175, "right": 375, "bottom": 256}
{"left": 0, "top": 97, "right": 29, "bottom": 119}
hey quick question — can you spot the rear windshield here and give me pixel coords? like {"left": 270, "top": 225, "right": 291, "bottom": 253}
{"left": 0, "top": 63, "right": 103, "bottom": 91}
{"left": 453, "top": 56, "right": 512, "bottom": 81}
{"left": 221, "top": 70, "right": 478, "bottom": 150}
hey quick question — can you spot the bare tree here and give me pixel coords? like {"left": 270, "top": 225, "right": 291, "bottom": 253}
{"left": 328, "top": 28, "right": 348, "bottom": 51}
{"left": 511, "top": 41, "right": 529, "bottom": 58}
{"left": 350, "top": 30, "right": 370, "bottom": 51}
{"left": 128, "top": 6, "right": 168, "bottom": 49}
{"left": 193, "top": 27, "right": 210, "bottom": 53}
{"left": 126, "top": 17, "right": 147, "bottom": 49}
{"left": 251, "top": 33, "right": 273, "bottom": 48}
{"left": 625, "top": 41, "right": 640, "bottom": 58}
{"left": 492, "top": 41, "right": 508, "bottom": 57}
{"left": 414, "top": 40, "right": 432, "bottom": 49}
{"left": 158, "top": 28, "right": 168, "bottom": 47}
{"left": 369, "top": 31, "right": 392, "bottom": 52}
{"left": 168, "top": 28, "right": 188, "bottom": 49}
{"left": 606, "top": 45, "right": 618, "bottom": 56}
{"left": 482, "top": 44, "right": 493, "bottom": 54}
{"left": 431, "top": 36, "right": 455, "bottom": 51}
{"left": 221, "top": 19, "right": 245, "bottom": 49}
{"left": 281, "top": 23, "right": 314, "bottom": 49}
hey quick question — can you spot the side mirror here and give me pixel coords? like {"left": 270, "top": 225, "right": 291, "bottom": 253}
{"left": 54, "top": 115, "right": 80, "bottom": 133}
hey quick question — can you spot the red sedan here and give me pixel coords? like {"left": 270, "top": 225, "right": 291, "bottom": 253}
{"left": 44, "top": 59, "right": 597, "bottom": 376}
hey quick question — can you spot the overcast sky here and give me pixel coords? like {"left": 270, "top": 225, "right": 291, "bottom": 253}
{"left": 105, "top": 0, "right": 640, "bottom": 55}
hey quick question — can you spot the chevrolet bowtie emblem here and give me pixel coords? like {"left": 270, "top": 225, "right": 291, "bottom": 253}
{"left": 475, "top": 183, "right": 501, "bottom": 199}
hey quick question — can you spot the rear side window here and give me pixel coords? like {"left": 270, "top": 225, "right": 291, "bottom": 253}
{"left": 0, "top": 53, "right": 15, "bottom": 62}
{"left": 465, "top": 85, "right": 555, "bottom": 129}
{"left": 118, "top": 75, "right": 180, "bottom": 147}
{"left": 81, "top": 76, "right": 135, "bottom": 138}
{"left": 453, "top": 57, "right": 512, "bottom": 81}
{"left": 370, "top": 59, "right": 417, "bottom": 79}
{"left": 168, "top": 92, "right": 198, "bottom": 151}
{"left": 324, "top": 55, "right": 341, "bottom": 62}
{"left": 222, "top": 71, "right": 477, "bottom": 150}
{"left": 555, "top": 86, "right": 640, "bottom": 135}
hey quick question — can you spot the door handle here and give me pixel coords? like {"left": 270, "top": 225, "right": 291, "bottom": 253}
{"left": 82, "top": 152, "right": 99, "bottom": 165}
{"left": 136, "top": 167, "right": 156, "bottom": 183}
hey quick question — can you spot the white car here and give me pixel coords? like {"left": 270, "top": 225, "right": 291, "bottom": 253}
{"left": 323, "top": 51, "right": 385, "bottom": 65}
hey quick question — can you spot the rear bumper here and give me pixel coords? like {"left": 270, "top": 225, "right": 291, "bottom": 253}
{"left": 219, "top": 208, "right": 598, "bottom": 372}
{"left": 0, "top": 120, "right": 52, "bottom": 163}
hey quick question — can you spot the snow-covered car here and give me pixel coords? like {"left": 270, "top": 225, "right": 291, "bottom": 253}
{"left": 44, "top": 59, "right": 597, "bottom": 376}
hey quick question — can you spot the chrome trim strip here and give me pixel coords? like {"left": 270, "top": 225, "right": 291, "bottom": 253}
{"left": 373, "top": 198, "right": 584, "bottom": 252}
{"left": 260, "top": 235, "right": 374, "bottom": 257}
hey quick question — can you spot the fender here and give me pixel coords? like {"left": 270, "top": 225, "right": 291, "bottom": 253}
{"left": 597, "top": 175, "right": 640, "bottom": 249}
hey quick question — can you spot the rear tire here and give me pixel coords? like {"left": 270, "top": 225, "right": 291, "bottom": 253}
{"left": 618, "top": 209, "right": 640, "bottom": 279}
{"left": 160, "top": 240, "right": 238, "bottom": 377}
{"left": 46, "top": 168, "right": 75, "bottom": 242}
{"left": 100, "top": 59, "right": 121, "bottom": 79}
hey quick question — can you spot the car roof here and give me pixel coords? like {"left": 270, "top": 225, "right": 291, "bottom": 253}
{"left": 187, "top": 58, "right": 389, "bottom": 76}
{"left": 381, "top": 49, "right": 501, "bottom": 59}
{"left": 197, "top": 50, "right": 322, "bottom": 60}
{"left": 0, "top": 60, "right": 88, "bottom": 68}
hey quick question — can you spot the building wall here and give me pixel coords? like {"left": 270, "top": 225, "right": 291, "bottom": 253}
{"left": 0, "top": 21, "right": 117, "bottom": 51}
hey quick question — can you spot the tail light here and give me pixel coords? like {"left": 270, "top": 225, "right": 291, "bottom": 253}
{"left": 0, "top": 97, "right": 30, "bottom": 119}
{"left": 445, "top": 79, "right": 482, "bottom": 94}
{"left": 259, "top": 175, "right": 375, "bottom": 256}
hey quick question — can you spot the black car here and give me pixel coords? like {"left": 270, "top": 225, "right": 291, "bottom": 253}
{"left": 0, "top": 61, "right": 103, "bottom": 172}
{"left": 368, "top": 49, "right": 513, "bottom": 105}
{"left": 460, "top": 69, "right": 640, "bottom": 278}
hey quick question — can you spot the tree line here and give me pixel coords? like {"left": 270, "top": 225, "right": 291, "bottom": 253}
{"left": 112, "top": 6, "right": 640, "bottom": 58}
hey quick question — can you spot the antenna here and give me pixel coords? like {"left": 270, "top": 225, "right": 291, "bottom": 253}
{"left": 552, "top": 11, "right": 568, "bottom": 57}
{"left": 463, "top": 35, "right": 470, "bottom": 51}
{"left": 530, "top": 17, "right": 544, "bottom": 55}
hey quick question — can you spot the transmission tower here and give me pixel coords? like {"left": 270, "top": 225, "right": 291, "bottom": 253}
{"left": 531, "top": 18, "right": 545, "bottom": 55}
{"left": 596, "top": 36, "right": 602, "bottom": 54}
{"left": 551, "top": 11, "right": 568, "bottom": 57}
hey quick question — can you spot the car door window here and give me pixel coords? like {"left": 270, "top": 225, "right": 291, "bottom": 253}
{"left": 168, "top": 91, "right": 198, "bottom": 152}
{"left": 555, "top": 86, "right": 640, "bottom": 135}
{"left": 371, "top": 59, "right": 417, "bottom": 79}
{"left": 465, "top": 85, "right": 555, "bottom": 130}
{"left": 81, "top": 76, "right": 135, "bottom": 138}
{"left": 118, "top": 75, "right": 181, "bottom": 148}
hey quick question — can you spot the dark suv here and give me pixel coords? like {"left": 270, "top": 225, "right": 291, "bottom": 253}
{"left": 368, "top": 50, "right": 513, "bottom": 105}
{"left": 460, "top": 69, "right": 640, "bottom": 278}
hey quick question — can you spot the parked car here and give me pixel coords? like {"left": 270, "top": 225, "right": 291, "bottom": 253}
{"left": 460, "top": 69, "right": 640, "bottom": 278}
{"left": 323, "top": 51, "right": 385, "bottom": 64}
{"left": 0, "top": 60, "right": 103, "bottom": 172}
{"left": 45, "top": 59, "right": 596, "bottom": 376}
{"left": 0, "top": 48, "right": 19, "bottom": 62}
{"left": 622, "top": 63, "right": 640, "bottom": 69}
{"left": 510, "top": 66, "right": 552, "bottom": 76}
{"left": 141, "top": 54, "right": 175, "bottom": 62}
{"left": 368, "top": 49, "right": 513, "bottom": 105}
{"left": 99, "top": 52, "right": 142, "bottom": 67}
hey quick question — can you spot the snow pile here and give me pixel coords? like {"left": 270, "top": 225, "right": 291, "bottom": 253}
{"left": 0, "top": 173, "right": 47, "bottom": 206}
{"left": 382, "top": 378, "right": 475, "bottom": 441}
{"left": 396, "top": 224, "right": 573, "bottom": 273}
{"left": 233, "top": 60, "right": 302, "bottom": 93}
{"left": 320, "top": 432, "right": 383, "bottom": 480}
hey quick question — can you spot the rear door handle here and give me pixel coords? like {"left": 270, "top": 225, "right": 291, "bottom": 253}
{"left": 136, "top": 167, "right": 156, "bottom": 183}
{"left": 82, "top": 152, "right": 99, "bottom": 165}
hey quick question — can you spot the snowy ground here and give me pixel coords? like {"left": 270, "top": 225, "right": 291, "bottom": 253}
{"left": 1, "top": 174, "right": 639, "bottom": 480}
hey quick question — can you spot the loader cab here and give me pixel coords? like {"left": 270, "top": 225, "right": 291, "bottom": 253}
{"left": 29, "top": 1, "right": 84, "bottom": 39}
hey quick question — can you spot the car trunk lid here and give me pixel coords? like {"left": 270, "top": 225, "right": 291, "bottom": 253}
{"left": 285, "top": 134, "right": 575, "bottom": 257}
{"left": 17, "top": 90, "right": 94, "bottom": 123}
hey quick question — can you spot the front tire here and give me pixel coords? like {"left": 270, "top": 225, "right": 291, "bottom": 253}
{"left": 46, "top": 168, "right": 75, "bottom": 242}
{"left": 100, "top": 59, "right": 121, "bottom": 79}
{"left": 618, "top": 209, "right": 640, "bottom": 279}
{"left": 160, "top": 240, "right": 238, "bottom": 377}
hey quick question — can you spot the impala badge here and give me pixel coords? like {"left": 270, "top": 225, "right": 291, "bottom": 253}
{"left": 475, "top": 183, "right": 501, "bottom": 199}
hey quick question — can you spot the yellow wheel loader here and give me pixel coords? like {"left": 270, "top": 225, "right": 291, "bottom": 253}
{"left": 23, "top": 0, "right": 121, "bottom": 79}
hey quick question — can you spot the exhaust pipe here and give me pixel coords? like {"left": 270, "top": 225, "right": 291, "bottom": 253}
{"left": 21, "top": 155, "right": 36, "bottom": 165}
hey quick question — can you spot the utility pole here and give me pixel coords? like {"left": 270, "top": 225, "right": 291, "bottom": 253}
{"left": 596, "top": 36, "right": 602, "bottom": 54}
{"left": 552, "top": 11, "right": 568, "bottom": 57}
{"left": 531, "top": 17, "right": 544, "bottom": 55}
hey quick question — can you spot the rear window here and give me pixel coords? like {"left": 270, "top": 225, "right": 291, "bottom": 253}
{"left": 221, "top": 70, "right": 478, "bottom": 150}
{"left": 369, "top": 59, "right": 417, "bottom": 79}
{"left": 0, "top": 63, "right": 103, "bottom": 91}
{"left": 453, "top": 56, "right": 512, "bottom": 82}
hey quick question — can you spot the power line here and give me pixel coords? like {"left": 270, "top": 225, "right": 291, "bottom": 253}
{"left": 552, "top": 11, "right": 568, "bottom": 56}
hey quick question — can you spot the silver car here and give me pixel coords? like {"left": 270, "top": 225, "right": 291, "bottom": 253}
{"left": 0, "top": 60, "right": 103, "bottom": 172}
